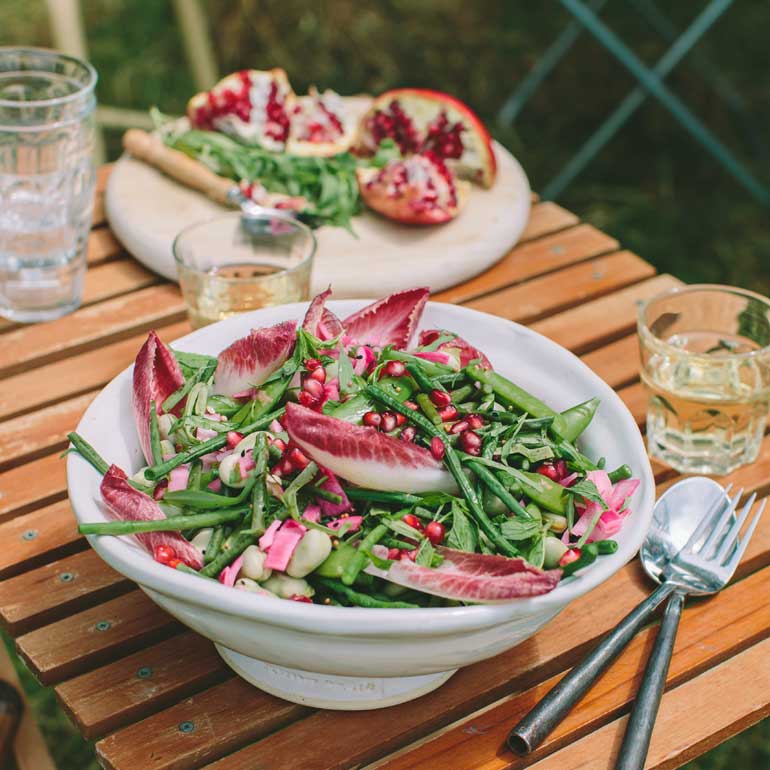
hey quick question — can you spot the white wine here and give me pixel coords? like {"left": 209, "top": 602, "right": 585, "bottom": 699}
{"left": 642, "top": 330, "right": 770, "bottom": 474}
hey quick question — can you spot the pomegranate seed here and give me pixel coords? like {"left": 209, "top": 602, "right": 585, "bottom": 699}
{"left": 167, "top": 558, "right": 182, "bottom": 569}
{"left": 387, "top": 548, "right": 401, "bottom": 560}
{"left": 303, "top": 378, "right": 324, "bottom": 398}
{"left": 381, "top": 412, "right": 397, "bottom": 432}
{"left": 467, "top": 414, "right": 485, "bottom": 430}
{"left": 554, "top": 459, "right": 568, "bottom": 479}
{"left": 424, "top": 521, "right": 446, "bottom": 545}
{"left": 402, "top": 513, "right": 424, "bottom": 531}
{"left": 404, "top": 400, "right": 419, "bottom": 411}
{"left": 430, "top": 436, "right": 446, "bottom": 460}
{"left": 400, "top": 549, "right": 417, "bottom": 561}
{"left": 450, "top": 420, "right": 469, "bottom": 434}
{"left": 362, "top": 411, "right": 382, "bottom": 428}
{"left": 305, "top": 358, "right": 322, "bottom": 371}
{"left": 382, "top": 360, "right": 406, "bottom": 378}
{"left": 559, "top": 548, "right": 581, "bottom": 567}
{"left": 270, "top": 464, "right": 283, "bottom": 477}
{"left": 459, "top": 430, "right": 482, "bottom": 454}
{"left": 308, "top": 366, "right": 326, "bottom": 383}
{"left": 400, "top": 426, "right": 416, "bottom": 442}
{"left": 271, "top": 437, "right": 287, "bottom": 453}
{"left": 289, "top": 447, "right": 310, "bottom": 469}
{"left": 153, "top": 544, "right": 177, "bottom": 565}
{"left": 395, "top": 412, "right": 407, "bottom": 426}
{"left": 429, "top": 389, "right": 451, "bottom": 408}
{"left": 279, "top": 457, "right": 294, "bottom": 475}
{"left": 536, "top": 463, "right": 561, "bottom": 482}
{"left": 226, "top": 431, "right": 244, "bottom": 449}
{"left": 290, "top": 594, "right": 313, "bottom": 603}
{"left": 439, "top": 405, "right": 459, "bottom": 421}
{"left": 298, "top": 390, "right": 320, "bottom": 409}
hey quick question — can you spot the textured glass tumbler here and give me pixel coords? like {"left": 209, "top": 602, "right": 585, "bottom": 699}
{"left": 639, "top": 285, "right": 770, "bottom": 475}
{"left": 174, "top": 212, "right": 316, "bottom": 329}
{"left": 0, "top": 48, "right": 97, "bottom": 322}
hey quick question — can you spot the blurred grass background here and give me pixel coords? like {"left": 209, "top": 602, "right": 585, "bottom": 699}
{"left": 2, "top": 1, "right": 770, "bottom": 767}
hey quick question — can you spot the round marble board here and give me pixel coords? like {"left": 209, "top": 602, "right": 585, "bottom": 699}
{"left": 106, "top": 131, "right": 531, "bottom": 298}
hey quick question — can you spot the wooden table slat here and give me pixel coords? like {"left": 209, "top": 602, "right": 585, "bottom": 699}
{"left": 517, "top": 201, "right": 580, "bottom": 243}
{"left": 16, "top": 590, "right": 180, "bottom": 684}
{"left": 86, "top": 227, "right": 125, "bottom": 266}
{"left": 434, "top": 223, "right": 618, "bottom": 305}
{"left": 56, "top": 631, "right": 228, "bottom": 739}
{"left": 0, "top": 548, "right": 129, "bottom": 635}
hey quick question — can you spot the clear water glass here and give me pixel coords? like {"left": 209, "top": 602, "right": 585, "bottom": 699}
{"left": 173, "top": 212, "right": 316, "bottom": 329}
{"left": 0, "top": 47, "right": 97, "bottom": 322}
{"left": 639, "top": 284, "right": 770, "bottom": 475}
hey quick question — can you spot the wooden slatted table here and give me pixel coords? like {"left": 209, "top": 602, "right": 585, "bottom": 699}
{"left": 1, "top": 166, "right": 768, "bottom": 770}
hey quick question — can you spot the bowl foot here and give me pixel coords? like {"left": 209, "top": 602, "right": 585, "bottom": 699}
{"left": 215, "top": 645, "right": 456, "bottom": 710}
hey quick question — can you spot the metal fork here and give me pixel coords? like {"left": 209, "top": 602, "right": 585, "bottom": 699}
{"left": 509, "top": 480, "right": 765, "bottom": 770}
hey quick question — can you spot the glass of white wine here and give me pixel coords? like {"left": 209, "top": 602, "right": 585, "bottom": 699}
{"left": 173, "top": 211, "right": 316, "bottom": 329}
{"left": 639, "top": 284, "right": 770, "bottom": 475}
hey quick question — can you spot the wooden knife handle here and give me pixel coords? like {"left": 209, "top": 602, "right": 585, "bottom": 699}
{"left": 122, "top": 128, "right": 236, "bottom": 206}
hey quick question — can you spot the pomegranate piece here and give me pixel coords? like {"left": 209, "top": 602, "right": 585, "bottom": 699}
{"left": 213, "top": 320, "right": 296, "bottom": 397}
{"left": 187, "top": 69, "right": 294, "bottom": 150}
{"left": 429, "top": 389, "right": 452, "bottom": 408}
{"left": 356, "top": 88, "right": 497, "bottom": 188}
{"left": 357, "top": 152, "right": 469, "bottom": 226}
{"left": 284, "top": 403, "right": 456, "bottom": 493}
{"left": 132, "top": 330, "right": 185, "bottom": 464}
{"left": 287, "top": 87, "right": 356, "bottom": 157}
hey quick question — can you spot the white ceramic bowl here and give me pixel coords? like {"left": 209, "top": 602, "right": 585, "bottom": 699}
{"left": 68, "top": 301, "right": 654, "bottom": 709}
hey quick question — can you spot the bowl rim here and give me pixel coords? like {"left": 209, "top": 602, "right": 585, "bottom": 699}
{"left": 68, "top": 300, "right": 655, "bottom": 637}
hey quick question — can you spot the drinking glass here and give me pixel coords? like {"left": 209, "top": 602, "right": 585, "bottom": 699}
{"left": 0, "top": 48, "right": 97, "bottom": 322}
{"left": 173, "top": 212, "right": 316, "bottom": 329}
{"left": 639, "top": 284, "right": 770, "bottom": 475}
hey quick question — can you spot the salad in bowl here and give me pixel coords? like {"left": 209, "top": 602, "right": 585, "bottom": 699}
{"left": 67, "top": 289, "right": 653, "bottom": 708}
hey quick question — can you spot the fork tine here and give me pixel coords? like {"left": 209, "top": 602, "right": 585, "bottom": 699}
{"left": 681, "top": 483, "right": 734, "bottom": 554}
{"left": 722, "top": 499, "right": 765, "bottom": 573}
{"left": 698, "top": 488, "right": 743, "bottom": 556}
{"left": 715, "top": 492, "right": 757, "bottom": 563}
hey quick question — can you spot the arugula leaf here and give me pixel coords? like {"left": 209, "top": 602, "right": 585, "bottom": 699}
{"left": 500, "top": 518, "right": 542, "bottom": 541}
{"left": 565, "top": 479, "right": 608, "bottom": 510}
{"left": 446, "top": 502, "right": 477, "bottom": 552}
{"left": 384, "top": 518, "right": 424, "bottom": 541}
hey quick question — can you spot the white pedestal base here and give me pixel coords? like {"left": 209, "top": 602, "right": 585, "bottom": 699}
{"left": 215, "top": 645, "right": 457, "bottom": 710}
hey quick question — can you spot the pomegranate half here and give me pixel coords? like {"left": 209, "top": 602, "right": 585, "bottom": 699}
{"left": 357, "top": 88, "right": 496, "bottom": 188}
{"left": 356, "top": 152, "right": 469, "bottom": 226}
{"left": 286, "top": 87, "right": 357, "bottom": 157}
{"left": 187, "top": 68, "right": 294, "bottom": 151}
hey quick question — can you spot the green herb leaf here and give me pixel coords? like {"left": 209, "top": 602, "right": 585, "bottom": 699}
{"left": 500, "top": 518, "right": 542, "bottom": 541}
{"left": 445, "top": 502, "right": 477, "bottom": 552}
{"left": 337, "top": 342, "right": 355, "bottom": 394}
{"left": 565, "top": 479, "right": 608, "bottom": 510}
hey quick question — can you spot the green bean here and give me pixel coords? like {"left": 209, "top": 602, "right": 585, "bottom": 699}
{"left": 416, "top": 393, "right": 443, "bottom": 425}
{"left": 382, "top": 537, "right": 417, "bottom": 550}
{"left": 559, "top": 397, "right": 600, "bottom": 443}
{"left": 282, "top": 461, "right": 319, "bottom": 520}
{"left": 163, "top": 362, "right": 216, "bottom": 413}
{"left": 66, "top": 432, "right": 109, "bottom": 476}
{"left": 345, "top": 488, "right": 422, "bottom": 506}
{"left": 144, "top": 408, "right": 283, "bottom": 479}
{"left": 466, "top": 365, "right": 568, "bottom": 438}
{"left": 204, "top": 526, "right": 226, "bottom": 565}
{"left": 312, "top": 485, "right": 344, "bottom": 505}
{"left": 248, "top": 433, "right": 268, "bottom": 533}
{"left": 465, "top": 461, "right": 532, "bottom": 520}
{"left": 449, "top": 384, "right": 474, "bottom": 403}
{"left": 200, "top": 529, "right": 256, "bottom": 577}
{"left": 594, "top": 539, "right": 618, "bottom": 555}
{"left": 366, "top": 384, "right": 517, "bottom": 557}
{"left": 316, "top": 577, "right": 420, "bottom": 608}
{"left": 406, "top": 363, "right": 444, "bottom": 393}
{"left": 503, "top": 468, "right": 568, "bottom": 515}
{"left": 316, "top": 542, "right": 358, "bottom": 578}
{"left": 79, "top": 507, "right": 246, "bottom": 535}
{"left": 607, "top": 464, "right": 633, "bottom": 484}
{"left": 476, "top": 412, "right": 555, "bottom": 429}
{"left": 175, "top": 563, "right": 218, "bottom": 580}
{"left": 381, "top": 349, "right": 454, "bottom": 377}
{"left": 560, "top": 543, "right": 598, "bottom": 577}
{"left": 164, "top": 475, "right": 257, "bottom": 510}
{"left": 341, "top": 523, "right": 388, "bottom": 585}
{"left": 565, "top": 494, "right": 576, "bottom": 533}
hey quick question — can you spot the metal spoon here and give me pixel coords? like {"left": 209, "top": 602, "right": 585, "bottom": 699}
{"left": 508, "top": 476, "right": 764, "bottom": 768}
